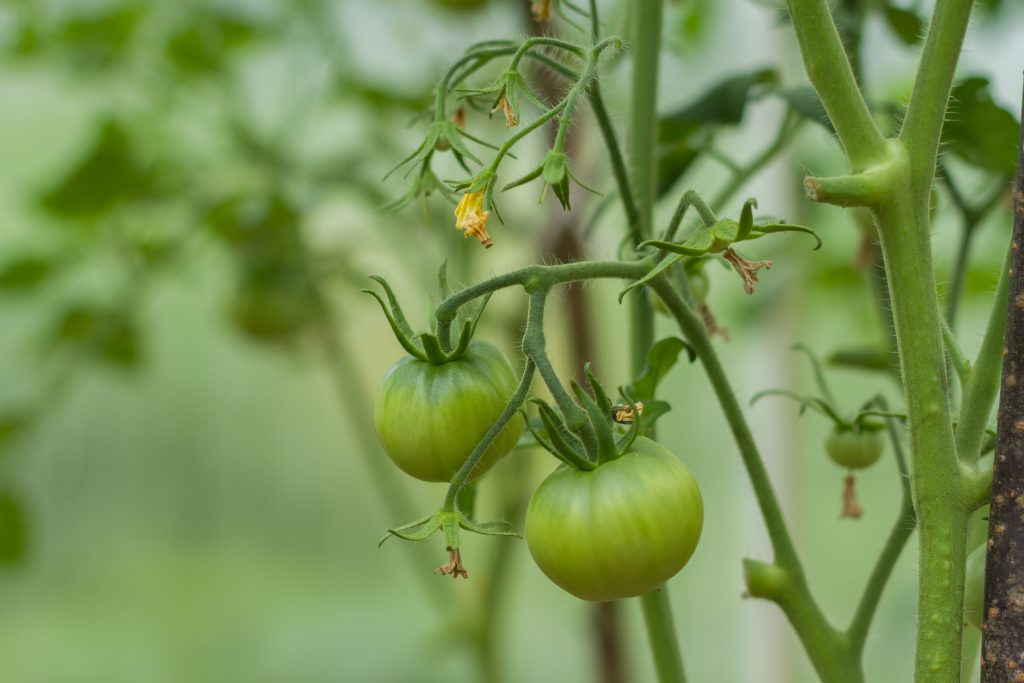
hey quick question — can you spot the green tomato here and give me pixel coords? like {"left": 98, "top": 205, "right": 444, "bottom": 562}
{"left": 825, "top": 427, "right": 884, "bottom": 470}
{"left": 524, "top": 437, "right": 703, "bottom": 602}
{"left": 964, "top": 544, "right": 986, "bottom": 630}
{"left": 373, "top": 340, "right": 523, "bottom": 482}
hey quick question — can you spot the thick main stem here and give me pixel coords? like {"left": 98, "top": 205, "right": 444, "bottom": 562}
{"left": 874, "top": 190, "right": 967, "bottom": 682}
{"left": 628, "top": 2, "right": 685, "bottom": 680}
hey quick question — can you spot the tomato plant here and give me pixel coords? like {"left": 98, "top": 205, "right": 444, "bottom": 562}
{"left": 374, "top": 340, "right": 523, "bottom": 482}
{"left": 525, "top": 436, "right": 702, "bottom": 602}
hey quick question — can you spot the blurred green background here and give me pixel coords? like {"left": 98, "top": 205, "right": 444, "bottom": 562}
{"left": 0, "top": 0, "right": 1021, "bottom": 681}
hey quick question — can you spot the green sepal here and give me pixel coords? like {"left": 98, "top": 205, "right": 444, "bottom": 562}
{"left": 571, "top": 379, "right": 618, "bottom": 463}
{"left": 362, "top": 279, "right": 427, "bottom": 361}
{"left": 584, "top": 363, "right": 613, "bottom": 414}
{"left": 379, "top": 507, "right": 520, "bottom": 552}
{"left": 532, "top": 399, "right": 594, "bottom": 470}
{"left": 743, "top": 221, "right": 822, "bottom": 250}
{"left": 638, "top": 239, "right": 710, "bottom": 258}
{"left": 749, "top": 389, "right": 847, "bottom": 426}
{"left": 736, "top": 197, "right": 758, "bottom": 242}
{"left": 502, "top": 164, "right": 544, "bottom": 192}
{"left": 613, "top": 388, "right": 642, "bottom": 455}
{"left": 792, "top": 343, "right": 837, "bottom": 405}
{"left": 619, "top": 252, "right": 685, "bottom": 303}
{"left": 383, "top": 126, "right": 442, "bottom": 181}
{"left": 418, "top": 332, "right": 454, "bottom": 364}
{"left": 378, "top": 513, "right": 440, "bottom": 547}
{"left": 458, "top": 516, "right": 520, "bottom": 539}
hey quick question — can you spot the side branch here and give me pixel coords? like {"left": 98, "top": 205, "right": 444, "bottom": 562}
{"left": 899, "top": 0, "right": 976, "bottom": 186}
{"left": 783, "top": 0, "right": 887, "bottom": 170}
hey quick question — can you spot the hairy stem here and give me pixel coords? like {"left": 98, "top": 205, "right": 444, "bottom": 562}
{"left": 641, "top": 589, "right": 687, "bottom": 683}
{"left": 782, "top": 0, "right": 887, "bottom": 170}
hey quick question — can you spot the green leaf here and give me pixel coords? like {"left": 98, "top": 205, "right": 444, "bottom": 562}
{"left": 944, "top": 77, "right": 1022, "bottom": 175}
{"left": 164, "top": 9, "right": 260, "bottom": 74}
{"left": 0, "top": 490, "right": 27, "bottom": 567}
{"left": 657, "top": 68, "right": 780, "bottom": 197}
{"left": 626, "top": 337, "right": 694, "bottom": 402}
{"left": 50, "top": 305, "right": 142, "bottom": 368}
{"left": 41, "top": 120, "right": 155, "bottom": 219}
{"left": 881, "top": 5, "right": 925, "bottom": 46}
{"left": 0, "top": 256, "right": 54, "bottom": 292}
{"left": 57, "top": 5, "right": 143, "bottom": 72}
{"left": 773, "top": 86, "right": 832, "bottom": 131}
{"left": 637, "top": 399, "right": 672, "bottom": 431}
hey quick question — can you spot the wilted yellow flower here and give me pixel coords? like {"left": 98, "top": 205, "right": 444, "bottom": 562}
{"left": 454, "top": 191, "right": 493, "bottom": 248}
{"left": 492, "top": 92, "right": 517, "bottom": 128}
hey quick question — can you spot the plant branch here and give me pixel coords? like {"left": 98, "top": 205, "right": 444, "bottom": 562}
{"left": 955, "top": 243, "right": 1011, "bottom": 465}
{"left": 899, "top": 0, "right": 976, "bottom": 189}
{"left": 847, "top": 401, "right": 916, "bottom": 652}
{"left": 781, "top": 0, "right": 888, "bottom": 170}
{"left": 641, "top": 589, "right": 688, "bottom": 683}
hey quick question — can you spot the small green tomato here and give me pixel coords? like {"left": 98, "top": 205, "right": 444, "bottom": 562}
{"left": 373, "top": 340, "right": 524, "bottom": 482}
{"left": 524, "top": 437, "right": 703, "bottom": 602}
{"left": 825, "top": 427, "right": 884, "bottom": 470}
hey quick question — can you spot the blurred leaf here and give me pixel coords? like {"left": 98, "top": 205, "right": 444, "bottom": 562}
{"left": 41, "top": 120, "right": 156, "bottom": 219}
{"left": 944, "top": 77, "right": 1021, "bottom": 175}
{"left": 50, "top": 305, "right": 141, "bottom": 369}
{"left": 828, "top": 347, "right": 895, "bottom": 374}
{"left": 626, "top": 337, "right": 695, "bottom": 402}
{"left": 0, "top": 256, "right": 54, "bottom": 292}
{"left": 0, "top": 490, "right": 27, "bottom": 567}
{"left": 0, "top": 412, "right": 33, "bottom": 452}
{"left": 57, "top": 4, "right": 143, "bottom": 71}
{"left": 881, "top": 5, "right": 925, "bottom": 46}
{"left": 657, "top": 68, "right": 779, "bottom": 196}
{"left": 164, "top": 8, "right": 260, "bottom": 74}
{"left": 229, "top": 278, "right": 322, "bottom": 343}
{"left": 774, "top": 86, "right": 832, "bottom": 131}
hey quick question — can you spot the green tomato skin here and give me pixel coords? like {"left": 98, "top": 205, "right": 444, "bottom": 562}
{"left": 964, "top": 544, "right": 986, "bottom": 630}
{"left": 525, "top": 437, "right": 703, "bottom": 602}
{"left": 825, "top": 428, "right": 884, "bottom": 470}
{"left": 373, "top": 340, "right": 524, "bottom": 483}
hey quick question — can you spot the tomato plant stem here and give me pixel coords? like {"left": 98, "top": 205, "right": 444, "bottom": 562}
{"left": 847, "top": 404, "right": 915, "bottom": 653}
{"left": 649, "top": 278, "right": 863, "bottom": 683}
{"left": 955, "top": 246, "right": 1011, "bottom": 464}
{"left": 640, "top": 589, "right": 687, "bottom": 683}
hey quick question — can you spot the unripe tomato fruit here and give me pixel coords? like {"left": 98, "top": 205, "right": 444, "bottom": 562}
{"left": 524, "top": 437, "right": 703, "bottom": 602}
{"left": 373, "top": 340, "right": 524, "bottom": 482}
{"left": 964, "top": 544, "right": 986, "bottom": 629}
{"left": 825, "top": 427, "right": 884, "bottom": 470}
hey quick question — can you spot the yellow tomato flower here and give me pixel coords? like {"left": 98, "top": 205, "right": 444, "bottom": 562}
{"left": 454, "top": 191, "right": 493, "bottom": 248}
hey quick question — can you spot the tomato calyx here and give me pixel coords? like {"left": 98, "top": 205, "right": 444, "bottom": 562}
{"left": 751, "top": 344, "right": 896, "bottom": 519}
{"left": 622, "top": 193, "right": 821, "bottom": 299}
{"left": 378, "top": 507, "right": 520, "bottom": 579}
{"left": 362, "top": 272, "right": 491, "bottom": 364}
{"left": 523, "top": 364, "right": 648, "bottom": 469}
